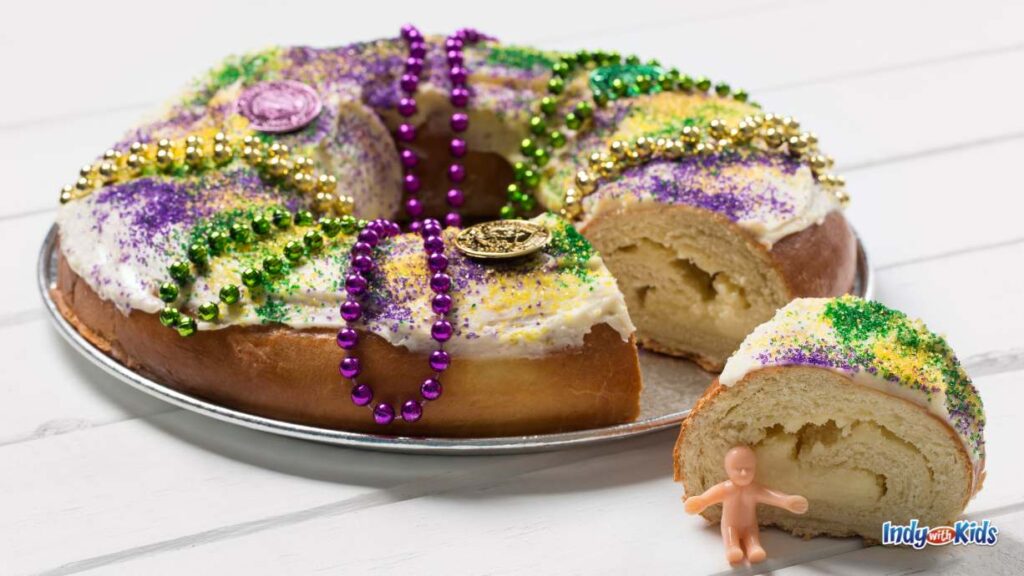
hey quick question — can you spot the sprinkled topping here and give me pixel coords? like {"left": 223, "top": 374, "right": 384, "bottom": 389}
{"left": 485, "top": 45, "right": 557, "bottom": 70}
{"left": 589, "top": 64, "right": 664, "bottom": 97}
{"left": 592, "top": 153, "right": 798, "bottom": 222}
{"left": 720, "top": 296, "right": 985, "bottom": 470}
{"left": 546, "top": 220, "right": 594, "bottom": 280}
{"left": 186, "top": 48, "right": 283, "bottom": 107}
{"left": 59, "top": 33, "right": 847, "bottom": 357}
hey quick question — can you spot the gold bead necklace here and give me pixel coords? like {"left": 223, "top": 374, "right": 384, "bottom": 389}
{"left": 59, "top": 131, "right": 352, "bottom": 217}
{"left": 561, "top": 113, "right": 848, "bottom": 219}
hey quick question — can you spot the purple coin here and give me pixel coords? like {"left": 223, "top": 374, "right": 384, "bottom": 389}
{"left": 236, "top": 80, "right": 323, "bottom": 133}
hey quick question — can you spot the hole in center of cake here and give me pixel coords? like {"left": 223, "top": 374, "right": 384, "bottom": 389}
{"left": 373, "top": 95, "right": 532, "bottom": 225}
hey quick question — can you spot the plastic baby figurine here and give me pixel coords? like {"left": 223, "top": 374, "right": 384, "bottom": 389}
{"left": 684, "top": 445, "right": 809, "bottom": 564}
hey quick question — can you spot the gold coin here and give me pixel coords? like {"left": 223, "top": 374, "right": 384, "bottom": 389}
{"left": 454, "top": 220, "right": 551, "bottom": 260}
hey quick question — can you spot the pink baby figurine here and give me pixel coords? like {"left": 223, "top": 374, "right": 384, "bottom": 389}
{"left": 684, "top": 445, "right": 809, "bottom": 564}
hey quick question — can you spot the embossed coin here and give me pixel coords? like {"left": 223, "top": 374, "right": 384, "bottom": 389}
{"left": 454, "top": 220, "right": 551, "bottom": 260}
{"left": 236, "top": 80, "right": 323, "bottom": 133}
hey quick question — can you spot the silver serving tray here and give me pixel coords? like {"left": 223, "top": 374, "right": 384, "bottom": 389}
{"left": 38, "top": 225, "right": 874, "bottom": 454}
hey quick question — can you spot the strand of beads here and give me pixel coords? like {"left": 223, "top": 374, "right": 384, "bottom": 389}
{"left": 501, "top": 50, "right": 755, "bottom": 219}
{"left": 588, "top": 60, "right": 751, "bottom": 108}
{"left": 501, "top": 50, "right": 627, "bottom": 219}
{"left": 159, "top": 209, "right": 362, "bottom": 337}
{"left": 338, "top": 218, "right": 452, "bottom": 424}
{"left": 562, "top": 114, "right": 848, "bottom": 219}
{"left": 397, "top": 25, "right": 427, "bottom": 231}
{"left": 60, "top": 131, "right": 349, "bottom": 216}
{"left": 441, "top": 27, "right": 485, "bottom": 229}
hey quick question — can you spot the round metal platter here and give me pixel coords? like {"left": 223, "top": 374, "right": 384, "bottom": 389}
{"left": 38, "top": 225, "right": 874, "bottom": 455}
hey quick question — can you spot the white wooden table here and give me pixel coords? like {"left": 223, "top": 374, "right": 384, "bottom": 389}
{"left": 3, "top": 1, "right": 1023, "bottom": 573}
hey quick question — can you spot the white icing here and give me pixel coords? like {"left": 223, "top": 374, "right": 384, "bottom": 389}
{"left": 56, "top": 201, "right": 635, "bottom": 360}
{"left": 720, "top": 299, "right": 949, "bottom": 417}
{"left": 736, "top": 167, "right": 841, "bottom": 247}
{"left": 582, "top": 163, "right": 842, "bottom": 248}
{"left": 57, "top": 201, "right": 168, "bottom": 316}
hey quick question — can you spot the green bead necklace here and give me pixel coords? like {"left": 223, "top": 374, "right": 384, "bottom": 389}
{"left": 499, "top": 49, "right": 753, "bottom": 219}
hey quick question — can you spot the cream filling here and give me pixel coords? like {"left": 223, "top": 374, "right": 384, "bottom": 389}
{"left": 56, "top": 201, "right": 635, "bottom": 359}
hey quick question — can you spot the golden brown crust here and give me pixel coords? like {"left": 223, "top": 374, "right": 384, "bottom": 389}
{"left": 55, "top": 254, "right": 642, "bottom": 437}
{"left": 768, "top": 211, "right": 858, "bottom": 299}
{"left": 639, "top": 338, "right": 723, "bottom": 373}
{"left": 673, "top": 367, "right": 978, "bottom": 532}
{"left": 673, "top": 377, "right": 726, "bottom": 483}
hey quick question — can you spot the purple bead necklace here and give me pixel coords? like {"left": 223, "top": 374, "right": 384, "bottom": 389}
{"left": 337, "top": 218, "right": 453, "bottom": 425}
{"left": 443, "top": 27, "right": 484, "bottom": 228}
{"left": 397, "top": 25, "right": 426, "bottom": 231}
{"left": 339, "top": 26, "right": 487, "bottom": 426}
{"left": 397, "top": 25, "right": 485, "bottom": 233}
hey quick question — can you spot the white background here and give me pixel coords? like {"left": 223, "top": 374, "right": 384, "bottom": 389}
{"left": 2, "top": 1, "right": 1024, "bottom": 574}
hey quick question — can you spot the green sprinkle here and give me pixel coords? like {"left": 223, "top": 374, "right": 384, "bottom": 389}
{"left": 255, "top": 296, "right": 289, "bottom": 324}
{"left": 485, "top": 46, "right": 557, "bottom": 70}
{"left": 189, "top": 48, "right": 278, "bottom": 106}
{"left": 590, "top": 64, "right": 664, "bottom": 98}
{"left": 546, "top": 220, "right": 594, "bottom": 280}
